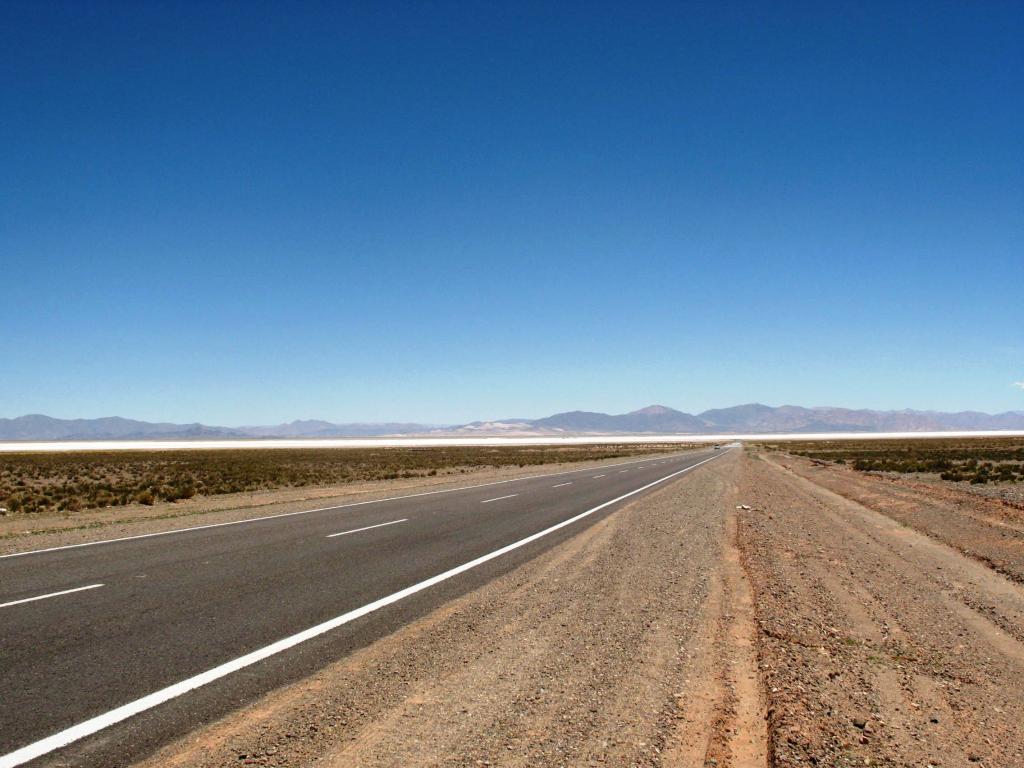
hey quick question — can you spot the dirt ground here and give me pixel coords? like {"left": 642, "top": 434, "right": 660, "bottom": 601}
{"left": 776, "top": 458, "right": 1024, "bottom": 585}
{"left": 955, "top": 478, "right": 1024, "bottom": 508}
{"left": 739, "top": 451, "right": 1024, "bottom": 768}
{"left": 131, "top": 448, "right": 1024, "bottom": 767}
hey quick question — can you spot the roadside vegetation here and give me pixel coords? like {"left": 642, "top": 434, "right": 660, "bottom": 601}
{"left": 759, "top": 437, "right": 1024, "bottom": 485}
{"left": 0, "top": 444, "right": 683, "bottom": 516}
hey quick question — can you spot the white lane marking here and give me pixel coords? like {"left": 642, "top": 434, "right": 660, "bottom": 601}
{"left": 551, "top": 482, "right": 573, "bottom": 488}
{"left": 0, "top": 449, "right": 730, "bottom": 768}
{"left": 620, "top": 469, "right": 629, "bottom": 473}
{"left": 326, "top": 519, "right": 407, "bottom": 538}
{"left": 0, "top": 584, "right": 104, "bottom": 609}
{"left": 592, "top": 474, "right": 606, "bottom": 478}
{"left": 0, "top": 453, "right": 701, "bottom": 560}
{"left": 481, "top": 494, "right": 518, "bottom": 504}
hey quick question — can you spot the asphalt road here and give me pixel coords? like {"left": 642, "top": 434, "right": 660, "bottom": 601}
{"left": 0, "top": 447, "right": 730, "bottom": 767}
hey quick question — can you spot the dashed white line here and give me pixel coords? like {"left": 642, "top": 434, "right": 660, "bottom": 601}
{"left": 592, "top": 474, "right": 606, "bottom": 478}
{"left": 326, "top": 519, "right": 407, "bottom": 538}
{"left": 0, "top": 584, "right": 104, "bottom": 609}
{"left": 481, "top": 494, "right": 518, "bottom": 503}
{"left": 620, "top": 470, "right": 629, "bottom": 473}
{"left": 0, "top": 450, "right": 730, "bottom": 768}
{"left": 551, "top": 482, "right": 573, "bottom": 488}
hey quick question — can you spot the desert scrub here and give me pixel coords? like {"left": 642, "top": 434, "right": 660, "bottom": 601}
{"left": 0, "top": 443, "right": 686, "bottom": 516}
{"left": 757, "top": 437, "right": 1024, "bottom": 485}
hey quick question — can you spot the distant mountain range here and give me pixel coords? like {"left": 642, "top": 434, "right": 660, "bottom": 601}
{"left": 0, "top": 415, "right": 440, "bottom": 441}
{"left": 2, "top": 404, "right": 1024, "bottom": 441}
{"left": 452, "top": 404, "right": 1024, "bottom": 435}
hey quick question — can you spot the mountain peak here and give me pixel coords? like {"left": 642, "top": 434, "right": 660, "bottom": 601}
{"left": 629, "top": 404, "right": 679, "bottom": 416}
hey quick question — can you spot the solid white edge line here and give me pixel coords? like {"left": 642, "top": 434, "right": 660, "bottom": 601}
{"left": 0, "top": 452, "right": 699, "bottom": 560}
{"left": 0, "top": 583, "right": 104, "bottom": 609}
{"left": 325, "top": 519, "right": 407, "bottom": 538}
{"left": 481, "top": 494, "right": 518, "bottom": 503}
{"left": 0, "top": 450, "right": 730, "bottom": 768}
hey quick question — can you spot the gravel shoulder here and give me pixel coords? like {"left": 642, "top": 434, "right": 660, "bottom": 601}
{"left": 135, "top": 451, "right": 766, "bottom": 768}
{"left": 738, "top": 450, "right": 1024, "bottom": 767}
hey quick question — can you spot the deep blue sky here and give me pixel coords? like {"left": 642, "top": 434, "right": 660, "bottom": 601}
{"left": 2, "top": 1, "right": 1022, "bottom": 425}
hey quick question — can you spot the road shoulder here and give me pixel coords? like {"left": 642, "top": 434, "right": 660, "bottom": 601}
{"left": 135, "top": 453, "right": 753, "bottom": 767}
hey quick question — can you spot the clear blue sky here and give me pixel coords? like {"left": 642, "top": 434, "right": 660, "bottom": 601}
{"left": 2, "top": 1, "right": 1022, "bottom": 425}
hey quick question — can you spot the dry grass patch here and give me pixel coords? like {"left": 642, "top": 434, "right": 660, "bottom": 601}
{"left": 0, "top": 444, "right": 684, "bottom": 517}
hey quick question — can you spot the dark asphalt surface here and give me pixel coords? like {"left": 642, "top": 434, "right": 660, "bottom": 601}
{"left": 0, "top": 447, "right": 728, "bottom": 767}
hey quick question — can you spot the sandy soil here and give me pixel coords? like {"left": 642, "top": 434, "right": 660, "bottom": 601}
{"left": 0, "top": 453, "right": 679, "bottom": 557}
{"left": 775, "top": 455, "right": 1024, "bottom": 584}
{"left": 955, "top": 479, "right": 1024, "bottom": 508}
{"left": 739, "top": 452, "right": 1024, "bottom": 767}
{"left": 869, "top": 471, "right": 1024, "bottom": 510}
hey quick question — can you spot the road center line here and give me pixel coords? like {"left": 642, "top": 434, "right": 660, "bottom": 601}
{"left": 592, "top": 474, "right": 606, "bottom": 478}
{"left": 0, "top": 584, "right": 104, "bottom": 610}
{"left": 481, "top": 494, "right": 518, "bottom": 503}
{"left": 551, "top": 482, "right": 572, "bottom": 488}
{"left": 0, "top": 450, "right": 729, "bottom": 768}
{"left": 325, "top": 519, "right": 407, "bottom": 538}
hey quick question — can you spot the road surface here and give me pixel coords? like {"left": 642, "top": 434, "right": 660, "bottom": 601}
{"left": 0, "top": 447, "right": 729, "bottom": 767}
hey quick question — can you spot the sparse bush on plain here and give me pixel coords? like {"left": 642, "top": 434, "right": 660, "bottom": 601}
{"left": 0, "top": 443, "right": 687, "bottom": 516}
{"left": 759, "top": 437, "right": 1024, "bottom": 485}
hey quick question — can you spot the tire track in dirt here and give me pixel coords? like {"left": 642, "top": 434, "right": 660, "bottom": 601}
{"left": 662, "top": 471, "right": 768, "bottom": 768}
{"left": 739, "top": 450, "right": 1024, "bottom": 768}
{"left": 766, "top": 455, "right": 1024, "bottom": 650}
{"left": 778, "top": 457, "right": 1024, "bottom": 585}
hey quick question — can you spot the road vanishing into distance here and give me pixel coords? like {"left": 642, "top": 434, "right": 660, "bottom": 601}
{"left": 0, "top": 447, "right": 731, "bottom": 767}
